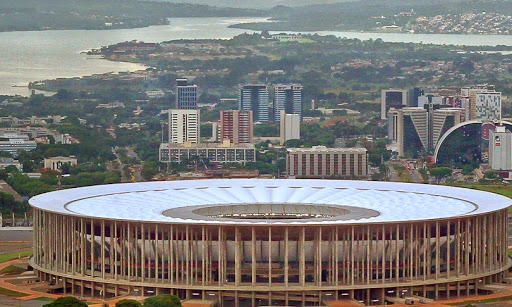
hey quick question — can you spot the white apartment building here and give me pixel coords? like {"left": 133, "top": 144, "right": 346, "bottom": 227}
{"left": 280, "top": 111, "right": 300, "bottom": 145}
{"left": 168, "top": 109, "right": 200, "bottom": 144}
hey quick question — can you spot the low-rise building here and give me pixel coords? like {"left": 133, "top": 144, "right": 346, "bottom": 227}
{"left": 44, "top": 156, "right": 78, "bottom": 171}
{"left": 0, "top": 158, "right": 22, "bottom": 171}
{"left": 0, "top": 139, "right": 37, "bottom": 156}
{"left": 286, "top": 146, "right": 368, "bottom": 178}
{"left": 489, "top": 126, "right": 512, "bottom": 171}
{"left": 159, "top": 140, "right": 256, "bottom": 164}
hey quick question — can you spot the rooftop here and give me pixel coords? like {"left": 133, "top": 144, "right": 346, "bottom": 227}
{"left": 29, "top": 179, "right": 511, "bottom": 225}
{"left": 160, "top": 142, "right": 255, "bottom": 149}
{"left": 287, "top": 146, "right": 367, "bottom": 153}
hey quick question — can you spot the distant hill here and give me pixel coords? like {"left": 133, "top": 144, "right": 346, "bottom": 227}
{"left": 0, "top": 0, "right": 264, "bottom": 32}
{"left": 146, "top": 0, "right": 358, "bottom": 9}
{"left": 228, "top": 0, "right": 512, "bottom": 32}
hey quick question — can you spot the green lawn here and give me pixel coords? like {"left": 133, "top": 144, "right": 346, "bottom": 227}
{"left": 0, "top": 250, "right": 33, "bottom": 263}
{"left": 33, "top": 296, "right": 55, "bottom": 302}
{"left": 447, "top": 294, "right": 512, "bottom": 305}
{"left": 0, "top": 286, "right": 29, "bottom": 297}
{"left": 0, "top": 264, "right": 26, "bottom": 275}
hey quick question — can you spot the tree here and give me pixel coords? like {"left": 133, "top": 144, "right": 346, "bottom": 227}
{"left": 116, "top": 299, "right": 143, "bottom": 307}
{"left": 484, "top": 170, "right": 499, "bottom": 180}
{"left": 144, "top": 294, "right": 182, "bottom": 307}
{"left": 283, "top": 139, "right": 306, "bottom": 148}
{"left": 0, "top": 151, "right": 12, "bottom": 158}
{"left": 44, "top": 296, "right": 87, "bottom": 307}
{"left": 429, "top": 167, "right": 452, "bottom": 183}
{"left": 141, "top": 161, "right": 159, "bottom": 180}
{"left": 461, "top": 165, "right": 474, "bottom": 176}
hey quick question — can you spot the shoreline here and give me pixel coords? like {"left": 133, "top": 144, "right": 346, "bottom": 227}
{"left": 229, "top": 22, "right": 512, "bottom": 37}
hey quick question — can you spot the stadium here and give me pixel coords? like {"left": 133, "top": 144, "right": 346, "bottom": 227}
{"left": 29, "top": 179, "right": 511, "bottom": 306}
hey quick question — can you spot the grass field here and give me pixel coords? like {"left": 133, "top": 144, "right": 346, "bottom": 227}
{"left": 33, "top": 296, "right": 55, "bottom": 301}
{"left": 447, "top": 294, "right": 512, "bottom": 305}
{"left": 0, "top": 264, "right": 26, "bottom": 275}
{"left": 447, "top": 183, "right": 512, "bottom": 213}
{"left": 0, "top": 286, "right": 29, "bottom": 297}
{"left": 0, "top": 250, "right": 33, "bottom": 263}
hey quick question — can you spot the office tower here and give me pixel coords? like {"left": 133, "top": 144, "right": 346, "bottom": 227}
{"left": 417, "top": 94, "right": 443, "bottom": 109}
{"left": 280, "top": 111, "right": 300, "bottom": 145}
{"left": 462, "top": 85, "right": 495, "bottom": 120}
{"left": 274, "top": 84, "right": 302, "bottom": 122}
{"left": 286, "top": 146, "right": 368, "bottom": 177}
{"left": 176, "top": 78, "right": 198, "bottom": 109}
{"left": 407, "top": 87, "right": 423, "bottom": 107}
{"left": 381, "top": 89, "right": 408, "bottom": 119}
{"left": 475, "top": 92, "right": 501, "bottom": 121}
{"left": 168, "top": 109, "right": 200, "bottom": 144}
{"left": 430, "top": 108, "right": 465, "bottom": 149}
{"left": 238, "top": 85, "right": 269, "bottom": 123}
{"left": 489, "top": 126, "right": 512, "bottom": 171}
{"left": 388, "top": 108, "right": 428, "bottom": 157}
{"left": 219, "top": 110, "right": 253, "bottom": 144}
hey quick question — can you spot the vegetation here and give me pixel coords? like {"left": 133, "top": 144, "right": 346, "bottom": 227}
{"left": 116, "top": 299, "right": 143, "bottom": 307}
{"left": 0, "top": 264, "right": 27, "bottom": 275}
{"left": 430, "top": 167, "right": 453, "bottom": 183}
{"left": 461, "top": 165, "right": 474, "bottom": 176}
{"left": 0, "top": 0, "right": 263, "bottom": 32}
{"left": 231, "top": 0, "right": 512, "bottom": 34}
{"left": 0, "top": 191, "right": 29, "bottom": 215}
{"left": 43, "top": 296, "right": 88, "bottom": 307}
{"left": 0, "top": 286, "right": 29, "bottom": 297}
{"left": 446, "top": 294, "right": 512, "bottom": 306}
{"left": 144, "top": 294, "right": 182, "bottom": 307}
{"left": 0, "top": 250, "right": 33, "bottom": 263}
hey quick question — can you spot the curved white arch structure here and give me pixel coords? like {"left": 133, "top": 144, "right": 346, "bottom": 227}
{"left": 433, "top": 120, "right": 512, "bottom": 163}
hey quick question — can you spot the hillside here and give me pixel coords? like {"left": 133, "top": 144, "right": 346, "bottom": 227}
{"left": 0, "top": 0, "right": 265, "bottom": 32}
{"left": 229, "top": 0, "right": 512, "bottom": 33}
{"left": 147, "top": 0, "right": 357, "bottom": 9}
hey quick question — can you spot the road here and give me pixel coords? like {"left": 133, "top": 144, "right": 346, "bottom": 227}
{"left": 110, "top": 146, "right": 143, "bottom": 182}
{"left": 410, "top": 168, "right": 423, "bottom": 183}
{"left": 386, "top": 164, "right": 400, "bottom": 182}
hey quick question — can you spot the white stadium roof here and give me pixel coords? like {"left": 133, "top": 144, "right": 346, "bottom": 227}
{"left": 29, "top": 179, "right": 512, "bottom": 225}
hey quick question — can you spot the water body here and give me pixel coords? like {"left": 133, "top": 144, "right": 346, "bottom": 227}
{"left": 0, "top": 17, "right": 263, "bottom": 96}
{"left": 2, "top": 16, "right": 512, "bottom": 96}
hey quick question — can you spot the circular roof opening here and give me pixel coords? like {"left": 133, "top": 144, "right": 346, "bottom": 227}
{"left": 192, "top": 204, "right": 349, "bottom": 220}
{"left": 162, "top": 203, "right": 381, "bottom": 222}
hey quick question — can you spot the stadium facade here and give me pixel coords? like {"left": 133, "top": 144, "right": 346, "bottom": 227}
{"left": 29, "top": 180, "right": 511, "bottom": 306}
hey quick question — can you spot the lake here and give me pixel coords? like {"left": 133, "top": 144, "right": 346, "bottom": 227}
{"left": 2, "top": 17, "right": 512, "bottom": 96}
{"left": 0, "top": 17, "right": 263, "bottom": 96}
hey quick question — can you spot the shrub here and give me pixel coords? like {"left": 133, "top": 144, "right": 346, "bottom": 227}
{"left": 144, "top": 294, "right": 182, "bottom": 307}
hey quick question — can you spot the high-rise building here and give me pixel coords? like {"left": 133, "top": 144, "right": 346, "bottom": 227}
{"left": 462, "top": 85, "right": 495, "bottom": 120}
{"left": 274, "top": 84, "right": 302, "bottom": 122}
{"left": 219, "top": 110, "right": 253, "bottom": 144}
{"left": 286, "top": 146, "right": 368, "bottom": 178}
{"left": 168, "top": 109, "right": 200, "bottom": 144}
{"left": 407, "top": 87, "right": 423, "bottom": 107}
{"left": 381, "top": 89, "right": 408, "bottom": 119}
{"left": 238, "top": 85, "right": 269, "bottom": 123}
{"left": 417, "top": 94, "right": 443, "bottom": 109}
{"left": 430, "top": 108, "right": 465, "bottom": 149}
{"left": 388, "top": 108, "right": 428, "bottom": 157}
{"left": 489, "top": 126, "right": 512, "bottom": 171}
{"left": 280, "top": 111, "right": 300, "bottom": 145}
{"left": 176, "top": 78, "right": 198, "bottom": 109}
{"left": 475, "top": 92, "right": 501, "bottom": 121}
